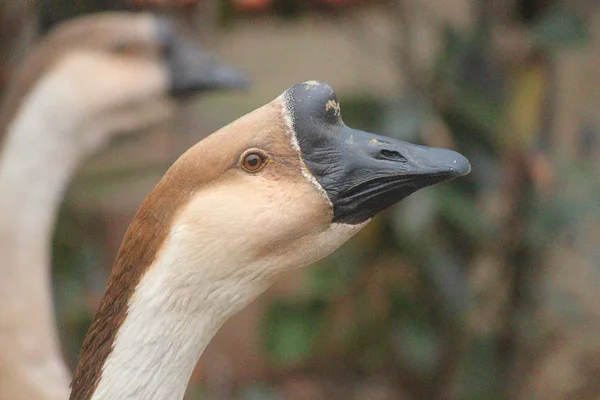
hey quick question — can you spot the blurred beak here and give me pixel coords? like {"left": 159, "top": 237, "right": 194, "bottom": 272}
{"left": 158, "top": 18, "right": 249, "bottom": 95}
{"left": 283, "top": 81, "right": 471, "bottom": 225}
{"left": 166, "top": 35, "right": 249, "bottom": 94}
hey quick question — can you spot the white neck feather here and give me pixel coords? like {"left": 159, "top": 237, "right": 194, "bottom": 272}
{"left": 0, "top": 66, "right": 87, "bottom": 400}
{"left": 92, "top": 224, "right": 273, "bottom": 400}
{"left": 91, "top": 300, "right": 221, "bottom": 400}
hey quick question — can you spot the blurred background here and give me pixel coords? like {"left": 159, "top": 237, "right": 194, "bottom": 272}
{"left": 2, "top": 0, "right": 600, "bottom": 399}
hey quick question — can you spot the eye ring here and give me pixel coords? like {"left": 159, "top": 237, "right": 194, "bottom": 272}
{"left": 240, "top": 149, "right": 270, "bottom": 173}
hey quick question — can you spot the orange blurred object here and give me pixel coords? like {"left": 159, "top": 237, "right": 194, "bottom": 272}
{"left": 234, "top": 0, "right": 272, "bottom": 11}
{"left": 232, "top": 0, "right": 379, "bottom": 12}
{"left": 129, "top": 0, "right": 198, "bottom": 7}
{"left": 129, "top": 0, "right": 379, "bottom": 11}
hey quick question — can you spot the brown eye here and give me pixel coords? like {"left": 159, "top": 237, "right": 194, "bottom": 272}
{"left": 240, "top": 150, "right": 269, "bottom": 173}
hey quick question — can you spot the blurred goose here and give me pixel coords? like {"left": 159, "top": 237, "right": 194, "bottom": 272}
{"left": 69, "top": 81, "right": 470, "bottom": 400}
{"left": 0, "top": 12, "right": 247, "bottom": 400}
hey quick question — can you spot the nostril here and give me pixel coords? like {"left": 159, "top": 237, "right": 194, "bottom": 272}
{"left": 380, "top": 149, "right": 408, "bottom": 163}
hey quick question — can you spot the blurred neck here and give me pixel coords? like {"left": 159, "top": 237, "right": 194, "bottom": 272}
{"left": 0, "top": 69, "right": 84, "bottom": 240}
{"left": 0, "top": 71, "right": 83, "bottom": 400}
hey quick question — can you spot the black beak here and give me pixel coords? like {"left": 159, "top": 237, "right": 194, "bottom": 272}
{"left": 157, "top": 18, "right": 249, "bottom": 95}
{"left": 283, "top": 81, "right": 471, "bottom": 225}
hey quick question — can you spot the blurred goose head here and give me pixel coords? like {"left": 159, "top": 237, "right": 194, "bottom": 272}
{"left": 0, "top": 12, "right": 248, "bottom": 154}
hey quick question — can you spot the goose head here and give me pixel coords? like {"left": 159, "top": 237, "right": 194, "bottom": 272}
{"left": 152, "top": 81, "right": 471, "bottom": 282}
{"left": 71, "top": 81, "right": 469, "bottom": 400}
{"left": 0, "top": 12, "right": 248, "bottom": 154}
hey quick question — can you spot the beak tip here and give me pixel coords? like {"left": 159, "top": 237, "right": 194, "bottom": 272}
{"left": 449, "top": 153, "right": 471, "bottom": 177}
{"left": 424, "top": 147, "right": 471, "bottom": 178}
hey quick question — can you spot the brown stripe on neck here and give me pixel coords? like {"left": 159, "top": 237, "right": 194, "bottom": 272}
{"left": 68, "top": 149, "right": 217, "bottom": 400}
{"left": 68, "top": 174, "right": 189, "bottom": 400}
